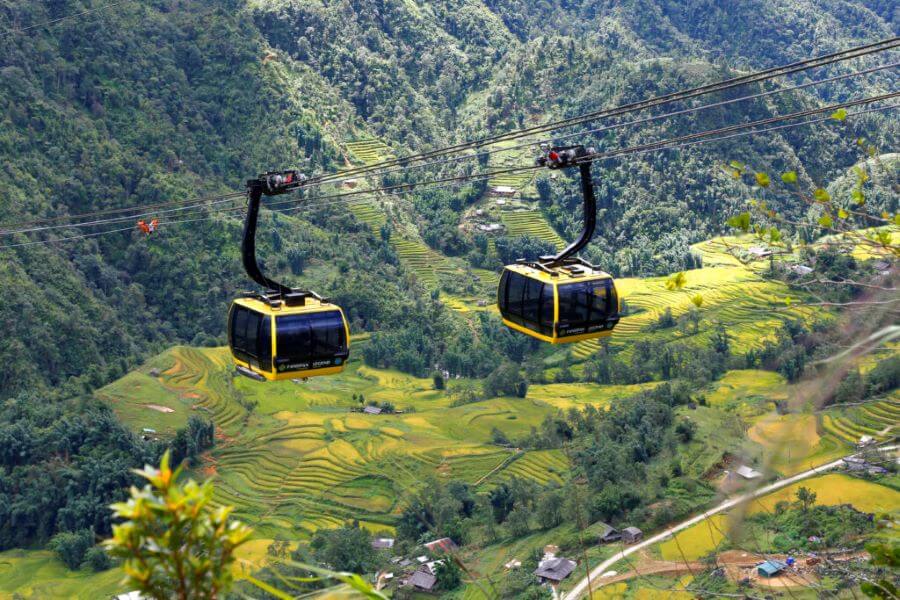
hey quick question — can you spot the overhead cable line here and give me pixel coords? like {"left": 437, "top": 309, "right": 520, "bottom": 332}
{"left": 0, "top": 194, "right": 244, "bottom": 236}
{"left": 0, "top": 190, "right": 246, "bottom": 231}
{"left": 5, "top": 41, "right": 895, "bottom": 231}
{"left": 2, "top": 98, "right": 894, "bottom": 250}
{"left": 308, "top": 37, "right": 899, "bottom": 184}
{"left": 0, "top": 0, "right": 128, "bottom": 37}
{"left": 301, "top": 60, "right": 900, "bottom": 189}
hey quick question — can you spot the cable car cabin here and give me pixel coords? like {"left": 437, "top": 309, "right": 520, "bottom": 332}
{"left": 498, "top": 263, "right": 620, "bottom": 343}
{"left": 228, "top": 293, "right": 350, "bottom": 381}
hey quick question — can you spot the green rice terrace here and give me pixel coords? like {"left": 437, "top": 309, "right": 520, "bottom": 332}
{"left": 96, "top": 348, "right": 579, "bottom": 540}
{"left": 499, "top": 209, "right": 566, "bottom": 251}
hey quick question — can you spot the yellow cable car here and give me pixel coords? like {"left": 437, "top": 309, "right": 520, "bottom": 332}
{"left": 228, "top": 171, "right": 351, "bottom": 381}
{"left": 498, "top": 261, "right": 619, "bottom": 343}
{"left": 228, "top": 293, "right": 350, "bottom": 381}
{"left": 498, "top": 145, "right": 620, "bottom": 343}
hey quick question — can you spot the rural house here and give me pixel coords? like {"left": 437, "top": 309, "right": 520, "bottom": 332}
{"left": 622, "top": 526, "right": 643, "bottom": 544}
{"left": 363, "top": 405, "right": 383, "bottom": 415}
{"left": 534, "top": 556, "right": 577, "bottom": 584}
{"left": 407, "top": 570, "right": 437, "bottom": 592}
{"left": 734, "top": 465, "right": 761, "bottom": 480}
{"left": 491, "top": 185, "right": 516, "bottom": 197}
{"left": 598, "top": 523, "right": 620, "bottom": 543}
{"left": 757, "top": 560, "right": 787, "bottom": 578}
{"left": 371, "top": 537, "right": 394, "bottom": 550}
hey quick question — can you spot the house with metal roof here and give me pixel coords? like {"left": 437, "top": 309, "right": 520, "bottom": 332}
{"left": 407, "top": 570, "right": 437, "bottom": 592}
{"left": 534, "top": 556, "right": 577, "bottom": 584}
{"left": 371, "top": 537, "right": 394, "bottom": 550}
{"left": 598, "top": 523, "right": 620, "bottom": 543}
{"left": 757, "top": 559, "right": 787, "bottom": 577}
{"left": 622, "top": 526, "right": 643, "bottom": 544}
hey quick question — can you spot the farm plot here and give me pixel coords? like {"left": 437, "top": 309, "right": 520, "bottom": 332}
{"left": 500, "top": 210, "right": 566, "bottom": 250}
{"left": 97, "top": 348, "right": 560, "bottom": 545}
{"left": 821, "top": 397, "right": 899, "bottom": 445}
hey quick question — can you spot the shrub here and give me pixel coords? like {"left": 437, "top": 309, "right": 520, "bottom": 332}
{"left": 105, "top": 452, "right": 252, "bottom": 599}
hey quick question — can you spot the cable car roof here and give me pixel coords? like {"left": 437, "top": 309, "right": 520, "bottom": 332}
{"left": 232, "top": 294, "right": 339, "bottom": 315}
{"left": 504, "top": 262, "right": 614, "bottom": 284}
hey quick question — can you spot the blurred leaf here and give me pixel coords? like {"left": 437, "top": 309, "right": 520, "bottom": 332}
{"left": 690, "top": 294, "right": 704, "bottom": 308}
{"left": 837, "top": 208, "right": 848, "bottom": 219}
{"left": 769, "top": 227, "right": 782, "bottom": 243}
{"left": 780, "top": 171, "right": 798, "bottom": 184}
{"left": 818, "top": 214, "right": 833, "bottom": 229}
{"left": 726, "top": 212, "right": 751, "bottom": 232}
{"left": 852, "top": 165, "right": 869, "bottom": 184}
{"left": 245, "top": 575, "right": 297, "bottom": 600}
{"left": 281, "top": 561, "right": 389, "bottom": 599}
{"left": 851, "top": 188, "right": 865, "bottom": 205}
{"left": 755, "top": 172, "right": 771, "bottom": 187}
{"left": 830, "top": 108, "right": 848, "bottom": 121}
{"left": 813, "top": 188, "right": 831, "bottom": 203}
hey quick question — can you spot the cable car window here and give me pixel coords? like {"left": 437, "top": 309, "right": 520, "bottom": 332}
{"left": 258, "top": 316, "right": 272, "bottom": 370}
{"left": 506, "top": 272, "right": 526, "bottom": 323}
{"left": 558, "top": 281, "right": 590, "bottom": 323}
{"left": 498, "top": 270, "right": 510, "bottom": 312}
{"left": 276, "top": 314, "right": 312, "bottom": 360}
{"left": 245, "top": 309, "right": 259, "bottom": 353}
{"left": 522, "top": 278, "right": 543, "bottom": 326}
{"left": 540, "top": 284, "right": 555, "bottom": 335}
{"left": 230, "top": 306, "right": 264, "bottom": 365}
{"left": 589, "top": 281, "right": 610, "bottom": 322}
{"left": 276, "top": 311, "right": 346, "bottom": 362}
{"left": 311, "top": 312, "right": 346, "bottom": 354}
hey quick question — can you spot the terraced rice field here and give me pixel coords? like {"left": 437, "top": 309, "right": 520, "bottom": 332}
{"left": 820, "top": 397, "right": 899, "bottom": 445}
{"left": 97, "top": 349, "right": 592, "bottom": 546}
{"left": 500, "top": 209, "right": 566, "bottom": 250}
{"left": 484, "top": 449, "right": 569, "bottom": 486}
{"left": 393, "top": 236, "right": 467, "bottom": 290}
{"left": 569, "top": 255, "right": 814, "bottom": 361}
{"left": 0, "top": 550, "right": 125, "bottom": 599}
{"left": 348, "top": 197, "right": 387, "bottom": 230}
{"left": 344, "top": 139, "right": 393, "bottom": 165}
{"left": 659, "top": 514, "right": 728, "bottom": 561}
{"left": 751, "top": 473, "right": 900, "bottom": 515}
{"left": 749, "top": 413, "right": 845, "bottom": 476}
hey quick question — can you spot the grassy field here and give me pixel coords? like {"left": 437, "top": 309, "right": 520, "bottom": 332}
{"left": 0, "top": 550, "right": 125, "bottom": 600}
{"left": 748, "top": 413, "right": 847, "bottom": 476}
{"left": 751, "top": 473, "right": 900, "bottom": 515}
{"left": 706, "top": 370, "right": 787, "bottom": 412}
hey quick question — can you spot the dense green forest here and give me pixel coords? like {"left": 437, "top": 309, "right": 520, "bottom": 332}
{"left": 0, "top": 1, "right": 898, "bottom": 594}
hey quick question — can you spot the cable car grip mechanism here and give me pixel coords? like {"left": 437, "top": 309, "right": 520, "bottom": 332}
{"left": 242, "top": 170, "right": 322, "bottom": 307}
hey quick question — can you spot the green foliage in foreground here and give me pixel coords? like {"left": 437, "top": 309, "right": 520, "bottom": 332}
{"left": 105, "top": 451, "right": 252, "bottom": 599}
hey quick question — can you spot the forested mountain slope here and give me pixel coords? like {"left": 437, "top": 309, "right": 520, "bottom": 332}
{"left": 0, "top": 0, "right": 896, "bottom": 398}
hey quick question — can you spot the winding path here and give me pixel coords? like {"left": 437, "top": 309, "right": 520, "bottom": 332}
{"left": 564, "top": 445, "right": 898, "bottom": 599}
